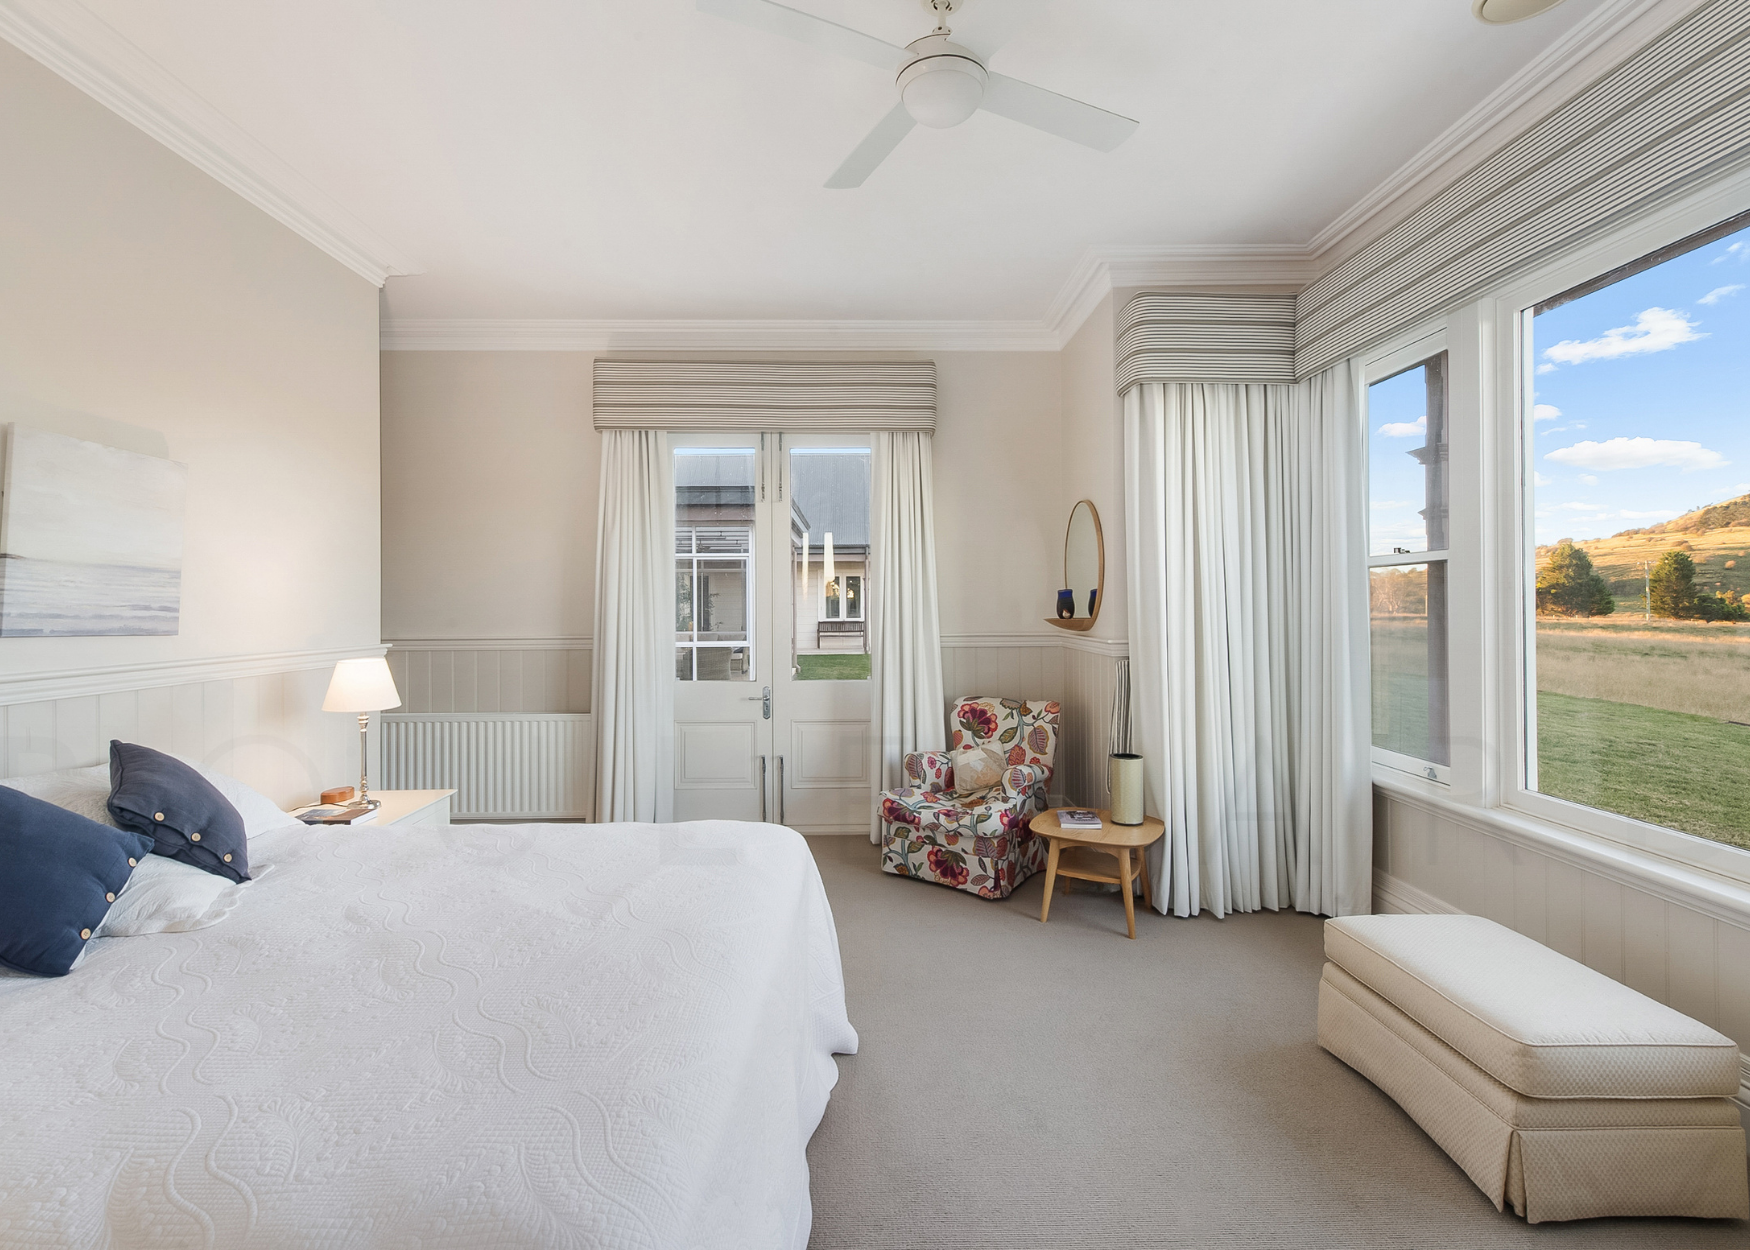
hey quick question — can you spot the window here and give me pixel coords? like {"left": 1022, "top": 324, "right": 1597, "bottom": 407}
{"left": 1525, "top": 217, "right": 1750, "bottom": 853}
{"left": 675, "top": 448, "right": 755, "bottom": 681}
{"left": 1369, "top": 351, "right": 1451, "bottom": 776}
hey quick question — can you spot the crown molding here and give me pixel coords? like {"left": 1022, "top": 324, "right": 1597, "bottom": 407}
{"left": 384, "top": 246, "right": 1322, "bottom": 354}
{"left": 380, "top": 317, "right": 1062, "bottom": 353}
{"left": 1303, "top": 0, "right": 1690, "bottom": 267}
{"left": 0, "top": 0, "right": 419, "bottom": 287}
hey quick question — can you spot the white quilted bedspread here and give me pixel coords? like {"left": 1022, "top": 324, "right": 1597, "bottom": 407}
{"left": 0, "top": 820, "right": 858, "bottom": 1249}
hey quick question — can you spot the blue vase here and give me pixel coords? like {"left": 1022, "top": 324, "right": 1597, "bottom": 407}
{"left": 1087, "top": 588, "right": 1098, "bottom": 617}
{"left": 1056, "top": 589, "right": 1075, "bottom": 619}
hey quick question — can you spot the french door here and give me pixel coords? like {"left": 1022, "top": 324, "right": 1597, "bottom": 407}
{"left": 671, "top": 432, "right": 873, "bottom": 832}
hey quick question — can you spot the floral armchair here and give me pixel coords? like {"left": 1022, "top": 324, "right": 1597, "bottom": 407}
{"left": 879, "top": 697, "right": 1060, "bottom": 900}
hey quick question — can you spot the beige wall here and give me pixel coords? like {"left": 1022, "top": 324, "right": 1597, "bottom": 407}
{"left": 0, "top": 42, "right": 383, "bottom": 804}
{"left": 1059, "top": 292, "right": 1126, "bottom": 644}
{"left": 0, "top": 41, "right": 382, "bottom": 675}
{"left": 380, "top": 350, "right": 1071, "bottom": 648}
{"left": 381, "top": 352, "right": 596, "bottom": 641}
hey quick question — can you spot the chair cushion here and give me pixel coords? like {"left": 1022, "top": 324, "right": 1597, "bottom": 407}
{"left": 1325, "top": 914, "right": 1741, "bottom": 1100}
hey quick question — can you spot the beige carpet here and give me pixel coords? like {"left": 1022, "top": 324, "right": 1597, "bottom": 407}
{"left": 804, "top": 836, "right": 1750, "bottom": 1249}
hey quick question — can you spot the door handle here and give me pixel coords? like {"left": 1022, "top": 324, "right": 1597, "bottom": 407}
{"left": 777, "top": 755, "right": 785, "bottom": 826}
{"left": 759, "top": 755, "right": 768, "bottom": 823}
{"left": 742, "top": 685, "right": 771, "bottom": 719}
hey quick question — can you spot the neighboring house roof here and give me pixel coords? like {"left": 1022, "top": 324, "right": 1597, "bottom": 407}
{"left": 790, "top": 452, "right": 869, "bottom": 553}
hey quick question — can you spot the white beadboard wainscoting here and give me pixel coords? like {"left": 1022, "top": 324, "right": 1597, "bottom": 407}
{"left": 381, "top": 712, "right": 593, "bottom": 821}
{"left": 386, "top": 639, "right": 591, "bottom": 714}
{"left": 1374, "top": 782, "right": 1750, "bottom": 1114}
{"left": 388, "top": 635, "right": 1131, "bottom": 820}
{"left": 0, "top": 648, "right": 382, "bottom": 808}
{"left": 941, "top": 634, "right": 1128, "bottom": 809}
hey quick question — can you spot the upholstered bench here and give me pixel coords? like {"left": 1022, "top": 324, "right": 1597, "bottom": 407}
{"left": 1318, "top": 914, "right": 1748, "bottom": 1223}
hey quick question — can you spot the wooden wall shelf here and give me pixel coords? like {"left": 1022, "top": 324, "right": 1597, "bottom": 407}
{"left": 1044, "top": 616, "right": 1098, "bottom": 632}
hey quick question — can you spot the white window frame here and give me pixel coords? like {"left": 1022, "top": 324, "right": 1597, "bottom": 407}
{"left": 1484, "top": 165, "right": 1750, "bottom": 886}
{"left": 1366, "top": 329, "right": 1454, "bottom": 786}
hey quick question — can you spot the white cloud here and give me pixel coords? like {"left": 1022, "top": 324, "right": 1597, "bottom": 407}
{"left": 1378, "top": 415, "right": 1426, "bottom": 437}
{"left": 1370, "top": 500, "right": 1410, "bottom": 510}
{"left": 1699, "top": 284, "right": 1745, "bottom": 306}
{"left": 1545, "top": 437, "right": 1726, "bottom": 472}
{"left": 1534, "top": 472, "right": 1551, "bottom": 487}
{"left": 1536, "top": 363, "right": 1556, "bottom": 374}
{"left": 1541, "top": 307, "right": 1704, "bottom": 367}
{"left": 1554, "top": 502, "right": 1606, "bottom": 512}
{"left": 1713, "top": 241, "right": 1748, "bottom": 264}
{"left": 1620, "top": 509, "right": 1679, "bottom": 520}
{"left": 1581, "top": 475, "right": 1598, "bottom": 485}
{"left": 1533, "top": 404, "right": 1561, "bottom": 422}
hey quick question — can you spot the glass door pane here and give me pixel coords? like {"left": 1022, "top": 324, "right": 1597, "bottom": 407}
{"left": 789, "top": 446, "right": 871, "bottom": 681}
{"left": 675, "top": 448, "right": 756, "bottom": 681}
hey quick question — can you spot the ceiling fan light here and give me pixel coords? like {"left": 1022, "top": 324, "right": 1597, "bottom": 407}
{"left": 896, "top": 47, "right": 987, "bottom": 129}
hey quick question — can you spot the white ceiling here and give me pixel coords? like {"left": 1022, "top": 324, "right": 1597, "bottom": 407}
{"left": 60, "top": 0, "right": 1605, "bottom": 323}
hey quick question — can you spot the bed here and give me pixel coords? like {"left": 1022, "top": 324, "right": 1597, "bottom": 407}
{"left": 0, "top": 817, "right": 857, "bottom": 1249}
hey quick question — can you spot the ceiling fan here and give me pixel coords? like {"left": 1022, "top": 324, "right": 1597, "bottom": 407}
{"left": 697, "top": 0, "right": 1139, "bottom": 188}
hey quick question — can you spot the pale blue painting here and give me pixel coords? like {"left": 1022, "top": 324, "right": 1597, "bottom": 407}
{"left": 0, "top": 426, "right": 186, "bottom": 636}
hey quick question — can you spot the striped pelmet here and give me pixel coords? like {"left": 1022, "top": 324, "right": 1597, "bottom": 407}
{"left": 1116, "top": 293, "right": 1298, "bottom": 390}
{"left": 592, "top": 360, "right": 936, "bottom": 431}
{"left": 1297, "top": 0, "right": 1750, "bottom": 378}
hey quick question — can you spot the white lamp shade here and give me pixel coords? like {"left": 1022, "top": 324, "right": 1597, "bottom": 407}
{"left": 323, "top": 657, "right": 402, "bottom": 713}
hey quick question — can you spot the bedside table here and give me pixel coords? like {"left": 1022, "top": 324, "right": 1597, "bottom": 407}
{"left": 372, "top": 790, "right": 456, "bottom": 827}
{"left": 289, "top": 789, "right": 456, "bottom": 828}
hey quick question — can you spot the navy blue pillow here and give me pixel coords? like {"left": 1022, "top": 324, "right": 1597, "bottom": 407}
{"left": 107, "top": 741, "right": 250, "bottom": 883}
{"left": 0, "top": 785, "right": 150, "bottom": 977}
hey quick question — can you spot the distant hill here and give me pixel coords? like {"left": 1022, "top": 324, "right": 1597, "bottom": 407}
{"left": 1537, "top": 493, "right": 1750, "bottom": 607}
{"left": 1615, "top": 493, "right": 1750, "bottom": 538}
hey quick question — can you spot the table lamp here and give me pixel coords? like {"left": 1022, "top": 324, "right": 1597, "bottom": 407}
{"left": 322, "top": 657, "right": 402, "bottom": 809}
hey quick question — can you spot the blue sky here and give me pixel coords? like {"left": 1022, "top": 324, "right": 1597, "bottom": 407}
{"left": 1369, "top": 220, "right": 1750, "bottom": 551}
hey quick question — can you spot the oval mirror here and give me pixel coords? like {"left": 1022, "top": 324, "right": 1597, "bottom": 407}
{"left": 1053, "top": 500, "right": 1104, "bottom": 630}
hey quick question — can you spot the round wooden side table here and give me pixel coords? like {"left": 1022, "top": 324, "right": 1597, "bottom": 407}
{"left": 1033, "top": 807, "right": 1166, "bottom": 939}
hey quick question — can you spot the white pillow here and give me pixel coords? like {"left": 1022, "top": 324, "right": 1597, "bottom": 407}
{"left": 96, "top": 855, "right": 245, "bottom": 936}
{"left": 0, "top": 760, "right": 265, "bottom": 937}
{"left": 173, "top": 756, "right": 301, "bottom": 838}
{"left": 0, "top": 764, "right": 116, "bottom": 826}
{"left": 0, "top": 756, "right": 296, "bottom": 838}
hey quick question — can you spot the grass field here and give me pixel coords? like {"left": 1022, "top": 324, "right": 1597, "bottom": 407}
{"left": 1535, "top": 618, "right": 1750, "bottom": 721}
{"left": 1537, "top": 690, "right": 1750, "bottom": 850}
{"left": 1371, "top": 617, "right": 1440, "bottom": 762}
{"left": 796, "top": 653, "right": 870, "bottom": 680}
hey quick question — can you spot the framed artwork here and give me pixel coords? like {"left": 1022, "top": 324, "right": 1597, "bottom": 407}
{"left": 0, "top": 425, "right": 187, "bottom": 636}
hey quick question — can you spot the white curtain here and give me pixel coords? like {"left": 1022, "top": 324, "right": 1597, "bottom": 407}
{"left": 592, "top": 429, "right": 675, "bottom": 823}
{"left": 1286, "top": 361, "right": 1372, "bottom": 916}
{"left": 869, "top": 429, "right": 946, "bottom": 841}
{"left": 1125, "top": 368, "right": 1370, "bottom": 918}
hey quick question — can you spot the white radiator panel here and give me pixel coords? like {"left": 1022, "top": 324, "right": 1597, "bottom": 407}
{"left": 382, "top": 713, "right": 594, "bottom": 820}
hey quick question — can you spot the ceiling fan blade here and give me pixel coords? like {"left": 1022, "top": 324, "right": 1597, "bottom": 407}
{"left": 824, "top": 104, "right": 916, "bottom": 189}
{"left": 980, "top": 73, "right": 1138, "bottom": 152}
{"left": 696, "top": 0, "right": 907, "bottom": 72}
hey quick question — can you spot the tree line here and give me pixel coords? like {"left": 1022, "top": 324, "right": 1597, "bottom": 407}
{"left": 1536, "top": 541, "right": 1748, "bottom": 621}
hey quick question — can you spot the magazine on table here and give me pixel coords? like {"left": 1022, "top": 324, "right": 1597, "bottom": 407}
{"left": 1057, "top": 808, "right": 1102, "bottom": 830}
{"left": 295, "top": 802, "right": 380, "bottom": 826}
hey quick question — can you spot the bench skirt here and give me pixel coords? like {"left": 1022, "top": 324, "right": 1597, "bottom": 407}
{"left": 1318, "top": 961, "right": 1749, "bottom": 1223}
